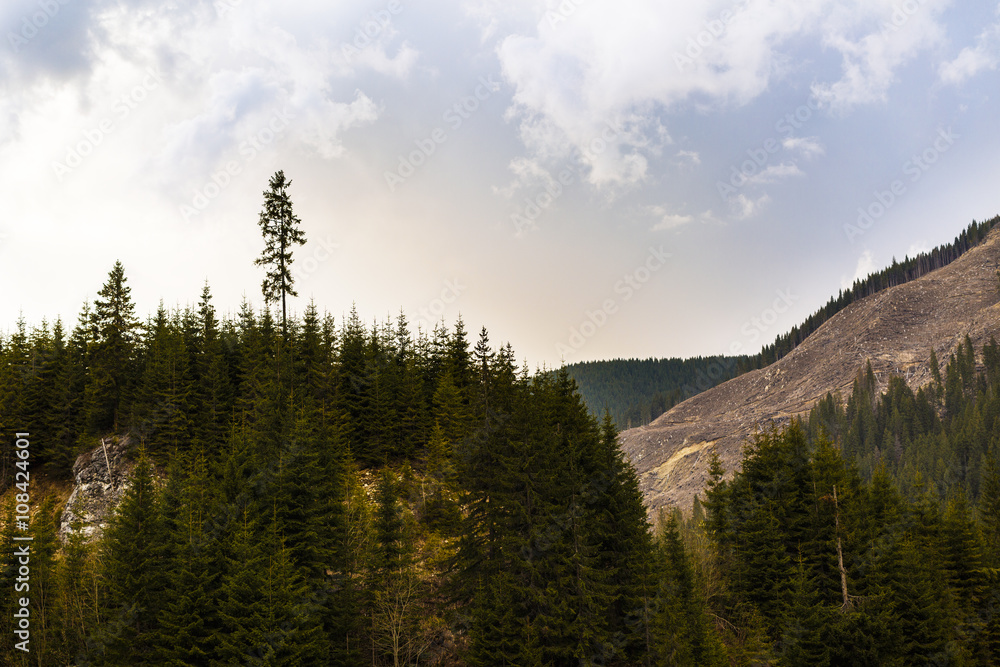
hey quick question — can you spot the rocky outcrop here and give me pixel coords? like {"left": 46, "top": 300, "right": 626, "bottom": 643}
{"left": 59, "top": 435, "right": 139, "bottom": 542}
{"left": 620, "top": 226, "right": 1000, "bottom": 517}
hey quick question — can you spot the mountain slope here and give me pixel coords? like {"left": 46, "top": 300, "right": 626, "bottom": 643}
{"left": 620, "top": 225, "right": 1000, "bottom": 515}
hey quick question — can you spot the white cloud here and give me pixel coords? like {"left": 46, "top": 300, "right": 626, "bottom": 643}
{"left": 782, "top": 136, "right": 825, "bottom": 158}
{"left": 491, "top": 0, "right": 949, "bottom": 188}
{"left": 939, "top": 14, "right": 1000, "bottom": 85}
{"left": 493, "top": 156, "right": 557, "bottom": 198}
{"left": 811, "top": 0, "right": 951, "bottom": 113}
{"left": 675, "top": 149, "right": 701, "bottom": 166}
{"left": 734, "top": 193, "right": 770, "bottom": 219}
{"left": 0, "top": 1, "right": 402, "bottom": 200}
{"left": 746, "top": 162, "right": 804, "bottom": 184}
{"left": 842, "top": 249, "right": 876, "bottom": 289}
{"left": 646, "top": 205, "right": 693, "bottom": 231}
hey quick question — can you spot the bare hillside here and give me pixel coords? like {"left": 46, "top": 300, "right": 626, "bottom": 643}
{"left": 620, "top": 227, "right": 1000, "bottom": 515}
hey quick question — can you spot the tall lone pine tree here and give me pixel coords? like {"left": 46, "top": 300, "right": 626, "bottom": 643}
{"left": 255, "top": 170, "right": 307, "bottom": 337}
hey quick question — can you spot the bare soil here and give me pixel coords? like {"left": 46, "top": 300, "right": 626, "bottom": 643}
{"left": 619, "top": 227, "right": 1000, "bottom": 516}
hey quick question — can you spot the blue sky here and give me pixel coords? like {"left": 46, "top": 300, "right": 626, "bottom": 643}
{"left": 1, "top": 0, "right": 998, "bottom": 367}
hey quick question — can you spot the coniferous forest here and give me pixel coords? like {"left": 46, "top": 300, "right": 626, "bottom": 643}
{"left": 6, "top": 266, "right": 1000, "bottom": 665}
{"left": 0, "top": 262, "right": 675, "bottom": 665}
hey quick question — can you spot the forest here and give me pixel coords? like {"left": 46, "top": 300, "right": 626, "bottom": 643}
{"left": 4, "top": 264, "right": 1000, "bottom": 664}
{"left": 564, "top": 356, "right": 743, "bottom": 430}
{"left": 0, "top": 260, "right": 712, "bottom": 665}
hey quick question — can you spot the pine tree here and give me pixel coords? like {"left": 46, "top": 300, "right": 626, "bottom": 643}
{"left": 26, "top": 494, "right": 60, "bottom": 661}
{"left": 779, "top": 557, "right": 832, "bottom": 667}
{"left": 92, "top": 453, "right": 164, "bottom": 664}
{"left": 214, "top": 507, "right": 270, "bottom": 665}
{"left": 193, "top": 282, "right": 231, "bottom": 457}
{"left": 653, "top": 510, "right": 724, "bottom": 666}
{"left": 153, "top": 456, "right": 220, "bottom": 665}
{"left": 85, "top": 261, "right": 140, "bottom": 432}
{"left": 254, "top": 170, "right": 307, "bottom": 337}
{"left": 369, "top": 469, "right": 430, "bottom": 666}
{"left": 55, "top": 517, "right": 101, "bottom": 663}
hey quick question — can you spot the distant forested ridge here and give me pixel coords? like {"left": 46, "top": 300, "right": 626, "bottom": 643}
{"left": 565, "top": 356, "right": 744, "bottom": 429}
{"left": 570, "top": 215, "right": 1000, "bottom": 430}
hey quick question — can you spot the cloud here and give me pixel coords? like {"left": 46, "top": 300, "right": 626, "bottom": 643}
{"left": 646, "top": 205, "right": 724, "bottom": 231}
{"left": 842, "top": 249, "right": 876, "bottom": 289}
{"left": 493, "top": 155, "right": 557, "bottom": 198}
{"left": 939, "top": 14, "right": 1000, "bottom": 85}
{"left": 782, "top": 136, "right": 825, "bottom": 158}
{"left": 675, "top": 149, "right": 701, "bottom": 166}
{"left": 646, "top": 205, "right": 693, "bottom": 231}
{"left": 734, "top": 193, "right": 770, "bottom": 219}
{"left": 746, "top": 162, "right": 804, "bottom": 184}
{"left": 491, "top": 0, "right": 949, "bottom": 189}
{"left": 0, "top": 0, "right": 105, "bottom": 85}
{"left": 810, "top": 0, "right": 951, "bottom": 113}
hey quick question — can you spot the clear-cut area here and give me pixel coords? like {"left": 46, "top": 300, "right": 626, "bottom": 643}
{"left": 620, "top": 226, "right": 1000, "bottom": 516}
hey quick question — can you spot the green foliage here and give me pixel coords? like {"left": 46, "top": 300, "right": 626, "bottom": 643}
{"left": 565, "top": 356, "right": 743, "bottom": 429}
{"left": 702, "top": 376, "right": 1000, "bottom": 666}
{"left": 254, "top": 169, "right": 307, "bottom": 334}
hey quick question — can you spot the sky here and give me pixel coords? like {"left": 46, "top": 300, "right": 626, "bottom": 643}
{"left": 1, "top": 0, "right": 998, "bottom": 368}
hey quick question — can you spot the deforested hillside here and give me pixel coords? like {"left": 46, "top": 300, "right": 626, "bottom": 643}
{"left": 620, "top": 221, "right": 1000, "bottom": 516}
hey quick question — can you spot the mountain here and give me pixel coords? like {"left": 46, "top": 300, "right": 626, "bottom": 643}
{"left": 620, "top": 223, "right": 1000, "bottom": 515}
{"left": 569, "top": 217, "right": 999, "bottom": 431}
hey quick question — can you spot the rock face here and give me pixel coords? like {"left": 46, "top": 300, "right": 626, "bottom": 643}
{"left": 620, "top": 226, "right": 1000, "bottom": 517}
{"left": 59, "top": 436, "right": 138, "bottom": 542}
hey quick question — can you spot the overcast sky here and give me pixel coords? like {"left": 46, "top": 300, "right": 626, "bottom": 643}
{"left": 1, "top": 0, "right": 998, "bottom": 367}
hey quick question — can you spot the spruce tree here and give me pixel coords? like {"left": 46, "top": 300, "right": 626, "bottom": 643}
{"left": 93, "top": 453, "right": 164, "bottom": 664}
{"left": 85, "top": 261, "right": 139, "bottom": 432}
{"left": 254, "top": 170, "right": 306, "bottom": 337}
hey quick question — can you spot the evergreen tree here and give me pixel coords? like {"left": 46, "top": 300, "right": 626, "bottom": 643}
{"left": 92, "top": 452, "right": 164, "bottom": 664}
{"left": 254, "top": 170, "right": 307, "bottom": 337}
{"left": 154, "top": 456, "right": 220, "bottom": 665}
{"left": 85, "top": 261, "right": 139, "bottom": 432}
